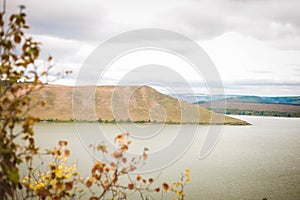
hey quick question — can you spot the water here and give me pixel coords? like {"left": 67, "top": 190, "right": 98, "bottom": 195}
{"left": 27, "top": 116, "right": 300, "bottom": 199}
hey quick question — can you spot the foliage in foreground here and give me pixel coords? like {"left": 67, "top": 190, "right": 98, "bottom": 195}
{"left": 0, "top": 4, "right": 51, "bottom": 198}
{"left": 23, "top": 133, "right": 190, "bottom": 200}
{"left": 0, "top": 3, "right": 190, "bottom": 200}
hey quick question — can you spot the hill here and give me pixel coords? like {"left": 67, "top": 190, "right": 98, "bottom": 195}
{"left": 193, "top": 95, "right": 300, "bottom": 106}
{"left": 30, "top": 85, "right": 249, "bottom": 125}
{"left": 220, "top": 96, "right": 300, "bottom": 106}
{"left": 193, "top": 96, "right": 300, "bottom": 117}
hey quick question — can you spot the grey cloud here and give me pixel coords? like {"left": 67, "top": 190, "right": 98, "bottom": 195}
{"left": 7, "top": 0, "right": 119, "bottom": 43}
{"left": 163, "top": 0, "right": 300, "bottom": 49}
{"left": 226, "top": 79, "right": 300, "bottom": 87}
{"left": 6, "top": 0, "right": 300, "bottom": 49}
{"left": 247, "top": 70, "right": 272, "bottom": 74}
{"left": 290, "top": 66, "right": 300, "bottom": 75}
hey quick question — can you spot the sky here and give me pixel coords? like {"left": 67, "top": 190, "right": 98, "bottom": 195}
{"left": 6, "top": 0, "right": 300, "bottom": 96}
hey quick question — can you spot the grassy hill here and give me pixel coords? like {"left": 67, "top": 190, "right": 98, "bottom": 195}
{"left": 226, "top": 96, "right": 300, "bottom": 105}
{"left": 30, "top": 85, "right": 249, "bottom": 125}
{"left": 193, "top": 95, "right": 300, "bottom": 106}
{"left": 196, "top": 97, "right": 300, "bottom": 117}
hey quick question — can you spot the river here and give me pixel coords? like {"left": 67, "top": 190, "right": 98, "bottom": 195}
{"left": 25, "top": 116, "right": 300, "bottom": 200}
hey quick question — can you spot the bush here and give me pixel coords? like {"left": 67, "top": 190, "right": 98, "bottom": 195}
{"left": 0, "top": 4, "right": 190, "bottom": 200}
{"left": 0, "top": 5, "right": 51, "bottom": 199}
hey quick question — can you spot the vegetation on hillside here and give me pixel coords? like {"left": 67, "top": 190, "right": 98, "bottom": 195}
{"left": 229, "top": 96, "right": 300, "bottom": 105}
{"left": 209, "top": 108, "right": 300, "bottom": 118}
{"left": 196, "top": 97, "right": 300, "bottom": 118}
{"left": 194, "top": 95, "right": 300, "bottom": 106}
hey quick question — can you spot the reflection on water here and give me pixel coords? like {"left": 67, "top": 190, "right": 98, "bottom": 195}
{"left": 28, "top": 116, "right": 300, "bottom": 200}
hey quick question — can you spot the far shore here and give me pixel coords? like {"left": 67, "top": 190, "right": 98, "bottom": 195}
{"left": 35, "top": 119, "right": 251, "bottom": 125}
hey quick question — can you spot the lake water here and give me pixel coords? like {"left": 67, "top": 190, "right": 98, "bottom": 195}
{"left": 27, "top": 116, "right": 300, "bottom": 200}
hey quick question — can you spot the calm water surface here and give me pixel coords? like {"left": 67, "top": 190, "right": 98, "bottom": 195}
{"left": 28, "top": 116, "right": 300, "bottom": 200}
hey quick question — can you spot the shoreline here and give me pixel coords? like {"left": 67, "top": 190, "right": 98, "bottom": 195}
{"left": 36, "top": 119, "right": 251, "bottom": 125}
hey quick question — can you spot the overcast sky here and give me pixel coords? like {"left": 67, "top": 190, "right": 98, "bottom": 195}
{"left": 6, "top": 0, "right": 300, "bottom": 96}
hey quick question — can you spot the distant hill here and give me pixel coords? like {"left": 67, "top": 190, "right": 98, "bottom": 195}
{"left": 220, "top": 96, "right": 300, "bottom": 106}
{"left": 193, "top": 95, "right": 300, "bottom": 106}
{"left": 191, "top": 95, "right": 300, "bottom": 117}
{"left": 169, "top": 94, "right": 237, "bottom": 104}
{"left": 29, "top": 85, "right": 249, "bottom": 125}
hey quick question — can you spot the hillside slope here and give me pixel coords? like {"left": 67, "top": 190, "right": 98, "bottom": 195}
{"left": 224, "top": 96, "right": 300, "bottom": 106}
{"left": 198, "top": 99, "right": 300, "bottom": 117}
{"left": 30, "top": 85, "right": 249, "bottom": 125}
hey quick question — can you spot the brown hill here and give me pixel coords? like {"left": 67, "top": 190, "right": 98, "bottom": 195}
{"left": 30, "top": 85, "right": 249, "bottom": 125}
{"left": 200, "top": 100, "right": 300, "bottom": 117}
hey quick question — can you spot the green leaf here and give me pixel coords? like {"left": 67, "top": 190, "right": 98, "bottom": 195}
{"left": 5, "top": 166, "right": 20, "bottom": 184}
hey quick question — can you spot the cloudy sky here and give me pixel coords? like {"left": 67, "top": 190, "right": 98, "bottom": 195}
{"left": 6, "top": 0, "right": 300, "bottom": 95}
